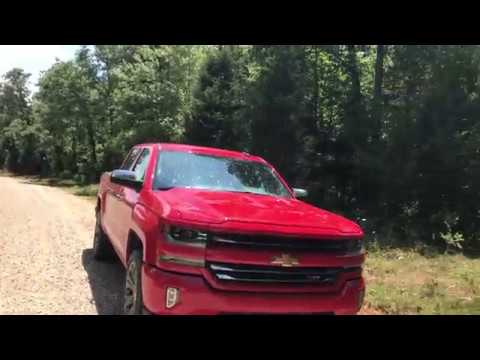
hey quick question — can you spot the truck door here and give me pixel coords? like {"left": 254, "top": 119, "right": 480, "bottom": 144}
{"left": 103, "top": 147, "right": 142, "bottom": 253}
{"left": 114, "top": 147, "right": 152, "bottom": 259}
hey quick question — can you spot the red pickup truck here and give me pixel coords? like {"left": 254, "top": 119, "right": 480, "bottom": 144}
{"left": 94, "top": 143, "right": 366, "bottom": 315}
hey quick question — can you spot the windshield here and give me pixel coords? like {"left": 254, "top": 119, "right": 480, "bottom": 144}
{"left": 153, "top": 151, "right": 292, "bottom": 198}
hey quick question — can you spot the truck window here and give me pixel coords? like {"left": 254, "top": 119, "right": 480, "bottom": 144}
{"left": 154, "top": 151, "right": 292, "bottom": 198}
{"left": 121, "top": 147, "right": 142, "bottom": 170}
{"left": 132, "top": 148, "right": 151, "bottom": 182}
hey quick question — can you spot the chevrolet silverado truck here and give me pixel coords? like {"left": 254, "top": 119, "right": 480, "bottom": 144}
{"left": 94, "top": 143, "right": 366, "bottom": 315}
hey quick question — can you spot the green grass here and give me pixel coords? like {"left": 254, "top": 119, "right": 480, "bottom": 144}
{"left": 17, "top": 175, "right": 98, "bottom": 202}
{"left": 70, "top": 184, "right": 99, "bottom": 198}
{"left": 364, "top": 248, "right": 480, "bottom": 314}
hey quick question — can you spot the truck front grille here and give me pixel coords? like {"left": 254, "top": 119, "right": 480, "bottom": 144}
{"left": 209, "top": 233, "right": 353, "bottom": 253}
{"left": 208, "top": 262, "right": 356, "bottom": 285}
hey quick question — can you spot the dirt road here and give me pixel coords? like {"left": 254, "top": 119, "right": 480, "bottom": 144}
{"left": 0, "top": 175, "right": 125, "bottom": 315}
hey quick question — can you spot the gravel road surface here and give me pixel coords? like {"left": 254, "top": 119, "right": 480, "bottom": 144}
{"left": 0, "top": 175, "right": 125, "bottom": 315}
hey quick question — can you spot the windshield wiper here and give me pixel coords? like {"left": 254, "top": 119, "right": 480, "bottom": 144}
{"left": 233, "top": 190, "right": 270, "bottom": 196}
{"left": 155, "top": 186, "right": 176, "bottom": 191}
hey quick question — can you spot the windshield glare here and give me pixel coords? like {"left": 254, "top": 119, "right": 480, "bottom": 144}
{"left": 153, "top": 151, "right": 291, "bottom": 198}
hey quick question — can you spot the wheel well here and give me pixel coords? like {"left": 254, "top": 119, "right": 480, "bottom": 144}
{"left": 127, "top": 231, "right": 143, "bottom": 261}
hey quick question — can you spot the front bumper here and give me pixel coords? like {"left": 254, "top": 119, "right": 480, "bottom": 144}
{"left": 142, "top": 264, "right": 365, "bottom": 315}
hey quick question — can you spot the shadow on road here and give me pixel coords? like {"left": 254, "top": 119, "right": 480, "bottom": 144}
{"left": 81, "top": 249, "right": 125, "bottom": 315}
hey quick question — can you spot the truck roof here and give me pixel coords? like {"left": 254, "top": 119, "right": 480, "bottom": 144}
{"left": 137, "top": 143, "right": 268, "bottom": 164}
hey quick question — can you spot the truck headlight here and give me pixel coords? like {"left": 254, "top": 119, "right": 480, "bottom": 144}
{"left": 347, "top": 239, "right": 364, "bottom": 255}
{"left": 164, "top": 225, "right": 208, "bottom": 248}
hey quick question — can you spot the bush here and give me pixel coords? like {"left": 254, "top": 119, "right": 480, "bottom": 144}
{"left": 440, "top": 231, "right": 464, "bottom": 254}
{"left": 59, "top": 170, "right": 72, "bottom": 179}
{"left": 434, "top": 212, "right": 465, "bottom": 253}
{"left": 72, "top": 173, "right": 88, "bottom": 185}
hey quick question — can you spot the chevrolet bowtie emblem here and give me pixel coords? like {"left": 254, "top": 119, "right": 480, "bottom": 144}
{"left": 271, "top": 254, "right": 299, "bottom": 267}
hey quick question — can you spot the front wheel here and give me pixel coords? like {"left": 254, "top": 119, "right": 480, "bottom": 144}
{"left": 123, "top": 250, "right": 144, "bottom": 315}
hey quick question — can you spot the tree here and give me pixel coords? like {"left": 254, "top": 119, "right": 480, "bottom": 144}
{"left": 248, "top": 45, "right": 308, "bottom": 182}
{"left": 185, "top": 47, "right": 249, "bottom": 150}
{"left": 112, "top": 46, "right": 190, "bottom": 149}
{"left": 34, "top": 53, "right": 102, "bottom": 180}
{"left": 0, "top": 68, "right": 37, "bottom": 173}
{"left": 373, "top": 45, "right": 386, "bottom": 140}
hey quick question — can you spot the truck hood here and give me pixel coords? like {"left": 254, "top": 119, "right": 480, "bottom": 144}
{"left": 150, "top": 188, "right": 362, "bottom": 235}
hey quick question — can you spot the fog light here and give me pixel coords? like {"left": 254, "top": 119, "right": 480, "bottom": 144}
{"left": 166, "top": 287, "right": 180, "bottom": 309}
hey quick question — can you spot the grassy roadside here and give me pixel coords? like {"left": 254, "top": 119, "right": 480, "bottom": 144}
{"left": 2, "top": 171, "right": 98, "bottom": 204}
{"left": 363, "top": 248, "right": 480, "bottom": 314}
{"left": 39, "top": 178, "right": 98, "bottom": 200}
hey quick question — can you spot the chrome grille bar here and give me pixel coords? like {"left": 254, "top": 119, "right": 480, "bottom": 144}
{"left": 208, "top": 262, "right": 357, "bottom": 285}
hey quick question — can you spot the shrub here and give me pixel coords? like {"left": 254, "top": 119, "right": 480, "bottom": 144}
{"left": 440, "top": 231, "right": 465, "bottom": 254}
{"left": 438, "top": 213, "right": 464, "bottom": 253}
{"left": 59, "top": 170, "right": 72, "bottom": 179}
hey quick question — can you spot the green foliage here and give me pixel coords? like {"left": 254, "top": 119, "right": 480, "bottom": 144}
{"left": 438, "top": 214, "right": 465, "bottom": 253}
{"left": 440, "top": 231, "right": 465, "bottom": 253}
{"left": 112, "top": 46, "right": 185, "bottom": 144}
{"left": 185, "top": 46, "right": 249, "bottom": 150}
{"left": 0, "top": 68, "right": 39, "bottom": 173}
{"left": 248, "top": 45, "right": 308, "bottom": 181}
{"left": 2, "top": 45, "right": 480, "bottom": 251}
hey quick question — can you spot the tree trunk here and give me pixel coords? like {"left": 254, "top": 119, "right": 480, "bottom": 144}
{"left": 373, "top": 45, "right": 385, "bottom": 139}
{"left": 86, "top": 119, "right": 97, "bottom": 168}
{"left": 71, "top": 133, "right": 77, "bottom": 173}
{"left": 105, "top": 59, "right": 114, "bottom": 137}
{"left": 55, "top": 143, "right": 64, "bottom": 173}
{"left": 345, "top": 45, "right": 364, "bottom": 143}
{"left": 313, "top": 45, "right": 320, "bottom": 121}
{"left": 347, "top": 45, "right": 361, "bottom": 101}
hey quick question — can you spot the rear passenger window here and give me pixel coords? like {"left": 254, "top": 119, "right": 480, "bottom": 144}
{"left": 132, "top": 149, "right": 151, "bottom": 182}
{"left": 121, "top": 147, "right": 141, "bottom": 170}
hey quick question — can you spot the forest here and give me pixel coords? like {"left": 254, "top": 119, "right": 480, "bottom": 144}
{"left": 1, "top": 45, "right": 479, "bottom": 252}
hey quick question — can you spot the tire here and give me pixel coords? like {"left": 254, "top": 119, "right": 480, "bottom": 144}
{"left": 123, "top": 249, "right": 144, "bottom": 315}
{"left": 93, "top": 210, "right": 115, "bottom": 261}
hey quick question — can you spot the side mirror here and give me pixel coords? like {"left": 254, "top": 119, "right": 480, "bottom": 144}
{"left": 293, "top": 188, "right": 308, "bottom": 198}
{"left": 111, "top": 169, "right": 143, "bottom": 191}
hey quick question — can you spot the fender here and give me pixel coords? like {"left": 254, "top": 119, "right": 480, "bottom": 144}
{"left": 97, "top": 172, "right": 110, "bottom": 216}
{"left": 130, "top": 202, "right": 160, "bottom": 265}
